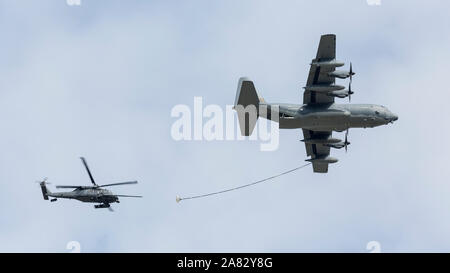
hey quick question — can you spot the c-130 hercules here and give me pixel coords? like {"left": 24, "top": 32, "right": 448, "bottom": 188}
{"left": 38, "top": 157, "right": 142, "bottom": 211}
{"left": 234, "top": 34, "right": 398, "bottom": 173}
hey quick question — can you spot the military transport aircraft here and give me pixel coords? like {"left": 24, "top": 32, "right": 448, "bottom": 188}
{"left": 234, "top": 34, "right": 398, "bottom": 173}
{"left": 38, "top": 157, "right": 142, "bottom": 211}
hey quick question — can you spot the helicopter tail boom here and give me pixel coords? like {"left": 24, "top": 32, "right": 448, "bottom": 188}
{"left": 40, "top": 182, "right": 50, "bottom": 200}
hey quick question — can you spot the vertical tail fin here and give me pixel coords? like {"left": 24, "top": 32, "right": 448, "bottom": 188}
{"left": 234, "top": 77, "right": 263, "bottom": 136}
{"left": 40, "top": 182, "right": 50, "bottom": 200}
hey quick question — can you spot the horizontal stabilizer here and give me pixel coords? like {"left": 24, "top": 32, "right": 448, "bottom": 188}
{"left": 234, "top": 77, "right": 261, "bottom": 136}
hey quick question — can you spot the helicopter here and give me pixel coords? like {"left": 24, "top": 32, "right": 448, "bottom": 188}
{"left": 38, "top": 157, "right": 142, "bottom": 211}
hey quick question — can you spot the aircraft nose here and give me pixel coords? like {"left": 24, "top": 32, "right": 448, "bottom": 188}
{"left": 383, "top": 111, "right": 398, "bottom": 124}
{"left": 387, "top": 113, "right": 398, "bottom": 123}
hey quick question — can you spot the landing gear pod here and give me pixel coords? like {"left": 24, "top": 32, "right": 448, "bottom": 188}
{"left": 94, "top": 203, "right": 111, "bottom": 209}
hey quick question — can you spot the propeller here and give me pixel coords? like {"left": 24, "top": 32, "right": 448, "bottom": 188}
{"left": 348, "top": 63, "right": 355, "bottom": 102}
{"left": 349, "top": 62, "right": 355, "bottom": 83}
{"left": 344, "top": 129, "right": 350, "bottom": 152}
{"left": 348, "top": 82, "right": 354, "bottom": 102}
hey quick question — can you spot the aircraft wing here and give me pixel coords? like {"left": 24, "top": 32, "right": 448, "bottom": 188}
{"left": 302, "top": 129, "right": 331, "bottom": 173}
{"left": 303, "top": 34, "right": 336, "bottom": 105}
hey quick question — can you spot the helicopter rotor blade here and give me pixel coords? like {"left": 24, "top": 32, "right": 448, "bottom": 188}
{"left": 97, "top": 181, "right": 138, "bottom": 188}
{"left": 80, "top": 157, "right": 97, "bottom": 186}
{"left": 113, "top": 194, "right": 143, "bottom": 198}
{"left": 55, "top": 185, "right": 84, "bottom": 189}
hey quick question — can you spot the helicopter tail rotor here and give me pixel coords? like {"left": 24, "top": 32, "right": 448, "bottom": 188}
{"left": 35, "top": 177, "right": 50, "bottom": 184}
{"left": 37, "top": 178, "right": 51, "bottom": 200}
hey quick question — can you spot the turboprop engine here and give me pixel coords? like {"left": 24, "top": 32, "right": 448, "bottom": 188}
{"left": 305, "top": 156, "right": 338, "bottom": 164}
{"left": 303, "top": 84, "right": 345, "bottom": 93}
{"left": 301, "top": 137, "right": 342, "bottom": 145}
{"left": 310, "top": 59, "right": 345, "bottom": 68}
{"left": 327, "top": 90, "right": 352, "bottom": 98}
{"left": 328, "top": 63, "right": 355, "bottom": 79}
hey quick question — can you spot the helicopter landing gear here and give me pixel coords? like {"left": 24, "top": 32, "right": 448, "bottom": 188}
{"left": 94, "top": 203, "right": 110, "bottom": 209}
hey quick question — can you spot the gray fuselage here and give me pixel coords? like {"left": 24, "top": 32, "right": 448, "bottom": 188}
{"left": 48, "top": 188, "right": 119, "bottom": 204}
{"left": 263, "top": 103, "right": 398, "bottom": 131}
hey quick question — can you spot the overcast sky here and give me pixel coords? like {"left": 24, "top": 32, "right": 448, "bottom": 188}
{"left": 0, "top": 0, "right": 450, "bottom": 252}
